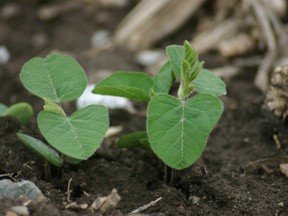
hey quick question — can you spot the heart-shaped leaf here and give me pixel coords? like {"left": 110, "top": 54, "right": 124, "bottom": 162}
{"left": 147, "top": 94, "right": 223, "bottom": 170}
{"left": 38, "top": 105, "right": 109, "bottom": 160}
{"left": 20, "top": 54, "right": 87, "bottom": 103}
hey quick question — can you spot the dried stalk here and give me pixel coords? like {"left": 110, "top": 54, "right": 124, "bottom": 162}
{"left": 191, "top": 18, "right": 242, "bottom": 54}
{"left": 247, "top": 0, "right": 277, "bottom": 92}
{"left": 113, "top": 0, "right": 206, "bottom": 50}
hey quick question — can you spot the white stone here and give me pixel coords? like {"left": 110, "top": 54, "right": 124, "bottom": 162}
{"left": 0, "top": 45, "right": 10, "bottom": 65}
{"left": 90, "top": 30, "right": 110, "bottom": 48}
{"left": 0, "top": 179, "right": 46, "bottom": 202}
{"left": 77, "top": 84, "right": 134, "bottom": 112}
{"left": 10, "top": 206, "right": 29, "bottom": 216}
{"left": 136, "top": 50, "right": 165, "bottom": 66}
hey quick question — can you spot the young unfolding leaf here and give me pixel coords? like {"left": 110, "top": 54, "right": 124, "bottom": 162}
{"left": 38, "top": 105, "right": 109, "bottom": 160}
{"left": 43, "top": 100, "right": 65, "bottom": 116}
{"left": 166, "top": 45, "right": 184, "bottom": 81}
{"left": 178, "top": 59, "right": 192, "bottom": 100}
{"left": 183, "top": 41, "right": 203, "bottom": 82}
{"left": 17, "top": 133, "right": 63, "bottom": 167}
{"left": 93, "top": 72, "right": 153, "bottom": 102}
{"left": 178, "top": 41, "right": 204, "bottom": 99}
{"left": 20, "top": 54, "right": 87, "bottom": 103}
{"left": 147, "top": 94, "right": 224, "bottom": 170}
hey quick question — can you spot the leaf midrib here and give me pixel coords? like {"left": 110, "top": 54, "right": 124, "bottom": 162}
{"left": 65, "top": 117, "right": 82, "bottom": 149}
{"left": 44, "top": 60, "right": 60, "bottom": 102}
{"left": 180, "top": 100, "right": 185, "bottom": 160}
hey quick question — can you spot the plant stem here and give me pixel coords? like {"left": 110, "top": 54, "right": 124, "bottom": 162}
{"left": 164, "top": 165, "right": 174, "bottom": 185}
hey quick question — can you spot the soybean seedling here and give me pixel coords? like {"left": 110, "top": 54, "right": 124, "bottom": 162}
{"left": 17, "top": 54, "right": 109, "bottom": 167}
{"left": 93, "top": 41, "right": 226, "bottom": 170}
{"left": 0, "top": 102, "right": 33, "bottom": 125}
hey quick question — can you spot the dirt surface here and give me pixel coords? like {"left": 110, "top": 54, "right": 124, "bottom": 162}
{"left": 1, "top": 1, "right": 288, "bottom": 216}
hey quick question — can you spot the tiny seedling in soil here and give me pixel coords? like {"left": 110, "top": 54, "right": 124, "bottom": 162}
{"left": 93, "top": 41, "right": 226, "bottom": 170}
{"left": 0, "top": 102, "right": 33, "bottom": 125}
{"left": 18, "top": 54, "right": 109, "bottom": 167}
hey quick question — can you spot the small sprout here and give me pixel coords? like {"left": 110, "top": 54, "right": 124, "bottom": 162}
{"left": 93, "top": 41, "right": 226, "bottom": 170}
{"left": 0, "top": 102, "right": 33, "bottom": 125}
{"left": 19, "top": 54, "right": 109, "bottom": 166}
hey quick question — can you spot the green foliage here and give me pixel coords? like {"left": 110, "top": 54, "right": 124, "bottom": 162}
{"left": 17, "top": 133, "right": 63, "bottom": 167}
{"left": 93, "top": 72, "right": 153, "bottom": 102}
{"left": 193, "top": 69, "right": 226, "bottom": 96}
{"left": 152, "top": 62, "right": 173, "bottom": 94}
{"left": 147, "top": 94, "right": 223, "bottom": 169}
{"left": 18, "top": 41, "right": 226, "bottom": 170}
{"left": 38, "top": 105, "right": 108, "bottom": 160}
{"left": 0, "top": 102, "right": 33, "bottom": 125}
{"left": 19, "top": 54, "right": 109, "bottom": 166}
{"left": 43, "top": 100, "right": 66, "bottom": 116}
{"left": 20, "top": 54, "right": 87, "bottom": 103}
{"left": 117, "top": 131, "right": 149, "bottom": 149}
{"left": 166, "top": 45, "right": 184, "bottom": 80}
{"left": 97, "top": 41, "right": 226, "bottom": 170}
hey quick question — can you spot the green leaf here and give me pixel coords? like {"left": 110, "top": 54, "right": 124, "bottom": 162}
{"left": 184, "top": 41, "right": 203, "bottom": 82}
{"left": 20, "top": 54, "right": 87, "bottom": 103}
{"left": 93, "top": 72, "right": 153, "bottom": 102}
{"left": 184, "top": 41, "right": 197, "bottom": 68}
{"left": 3, "top": 102, "right": 33, "bottom": 125}
{"left": 177, "top": 41, "right": 204, "bottom": 100}
{"left": 38, "top": 105, "right": 109, "bottom": 160}
{"left": 0, "top": 103, "right": 8, "bottom": 115}
{"left": 147, "top": 94, "right": 224, "bottom": 170}
{"left": 43, "top": 100, "right": 65, "bottom": 116}
{"left": 192, "top": 69, "right": 227, "bottom": 96}
{"left": 17, "top": 133, "right": 63, "bottom": 167}
{"left": 117, "top": 131, "right": 150, "bottom": 149}
{"left": 166, "top": 45, "right": 184, "bottom": 80}
{"left": 152, "top": 62, "right": 173, "bottom": 94}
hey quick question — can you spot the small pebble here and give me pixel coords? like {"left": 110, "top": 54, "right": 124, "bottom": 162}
{"left": 136, "top": 50, "right": 165, "bottom": 66}
{"left": 10, "top": 206, "right": 29, "bottom": 216}
{"left": 0, "top": 45, "right": 10, "bottom": 65}
{"left": 5, "top": 211, "right": 18, "bottom": 216}
{"left": 0, "top": 179, "right": 46, "bottom": 202}
{"left": 279, "top": 164, "right": 288, "bottom": 177}
{"left": 190, "top": 195, "right": 201, "bottom": 205}
{"left": 77, "top": 84, "right": 134, "bottom": 112}
{"left": 278, "top": 202, "right": 284, "bottom": 207}
{"left": 90, "top": 30, "right": 110, "bottom": 48}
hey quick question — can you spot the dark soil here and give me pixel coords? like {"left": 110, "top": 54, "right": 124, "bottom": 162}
{"left": 1, "top": 1, "right": 288, "bottom": 216}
